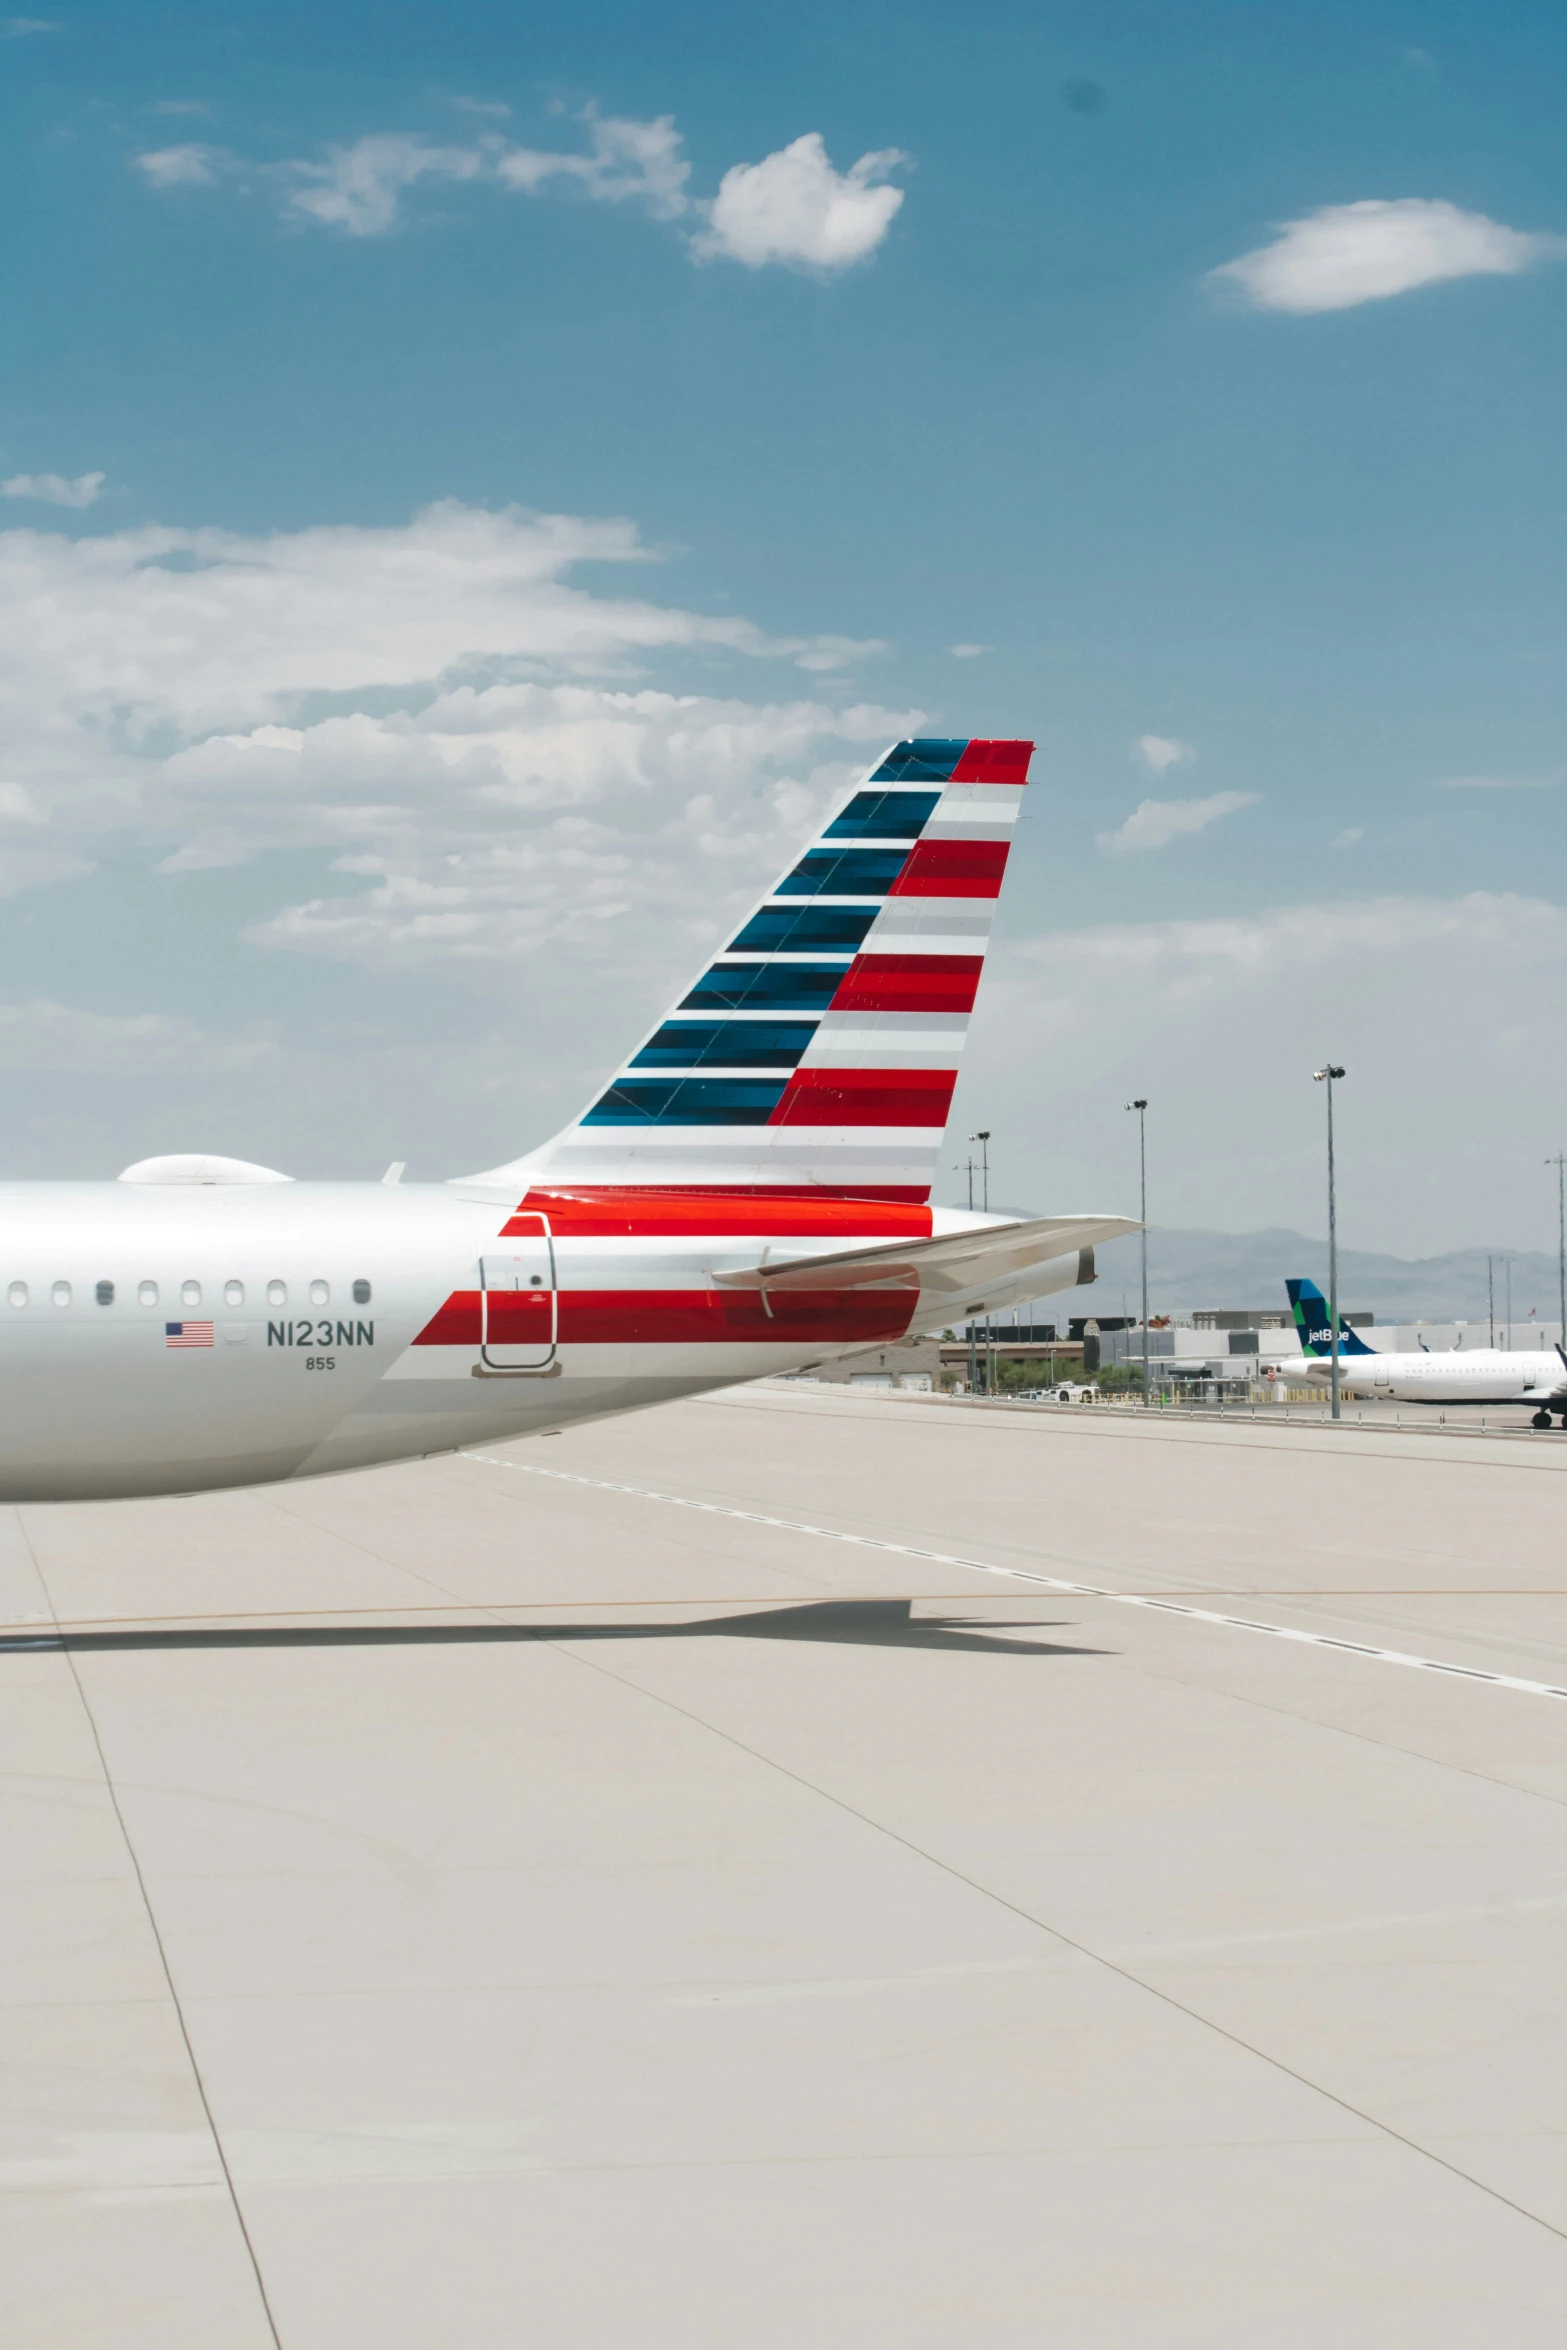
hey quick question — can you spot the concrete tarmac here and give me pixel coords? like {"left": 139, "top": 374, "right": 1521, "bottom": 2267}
{"left": 6, "top": 1382, "right": 1567, "bottom": 2346}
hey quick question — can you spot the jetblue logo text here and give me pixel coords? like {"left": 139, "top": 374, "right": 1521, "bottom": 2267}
{"left": 268, "top": 1321, "right": 374, "bottom": 1348}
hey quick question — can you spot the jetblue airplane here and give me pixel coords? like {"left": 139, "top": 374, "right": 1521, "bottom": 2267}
{"left": 0, "top": 737, "right": 1135, "bottom": 1501}
{"left": 1288, "top": 1277, "right": 1567, "bottom": 1424}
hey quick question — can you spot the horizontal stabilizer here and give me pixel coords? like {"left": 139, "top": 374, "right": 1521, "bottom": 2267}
{"left": 712, "top": 1214, "right": 1140, "bottom": 1300}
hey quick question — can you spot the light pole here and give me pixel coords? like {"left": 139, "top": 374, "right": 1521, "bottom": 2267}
{"left": 1313, "top": 1065, "right": 1346, "bottom": 1422}
{"left": 1487, "top": 1255, "right": 1495, "bottom": 1350}
{"left": 953, "top": 1156, "right": 979, "bottom": 1390}
{"left": 1549, "top": 1155, "right": 1566, "bottom": 1347}
{"left": 969, "top": 1130, "right": 992, "bottom": 1392}
{"left": 969, "top": 1131, "right": 991, "bottom": 1214}
{"left": 1126, "top": 1098, "right": 1149, "bottom": 1407}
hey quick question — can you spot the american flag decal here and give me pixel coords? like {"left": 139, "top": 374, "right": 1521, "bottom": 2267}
{"left": 165, "top": 1321, "right": 214, "bottom": 1349}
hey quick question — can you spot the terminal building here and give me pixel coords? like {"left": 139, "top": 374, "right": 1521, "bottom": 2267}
{"left": 809, "top": 1308, "right": 1566, "bottom": 1398}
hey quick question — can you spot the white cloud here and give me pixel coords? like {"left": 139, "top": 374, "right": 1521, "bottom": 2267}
{"left": 451, "top": 97, "right": 511, "bottom": 120}
{"left": 948, "top": 643, "right": 990, "bottom": 659}
{"left": 497, "top": 112, "right": 691, "bottom": 221}
{"left": 0, "top": 498, "right": 904, "bottom": 1001}
{"left": 202, "top": 686, "right": 915, "bottom": 975}
{"left": 0, "top": 500, "right": 882, "bottom": 738}
{"left": 0, "top": 1001, "right": 263, "bottom": 1075}
{"left": 135, "top": 109, "right": 910, "bottom": 273}
{"left": 1332, "top": 826, "right": 1364, "bottom": 848}
{"left": 1014, "top": 892, "right": 1547, "bottom": 1006}
{"left": 1098, "top": 791, "right": 1258, "bottom": 853}
{"left": 0, "top": 849, "right": 91, "bottom": 894}
{"left": 0, "top": 490, "right": 909, "bottom": 1175}
{"left": 957, "top": 892, "right": 1567, "bottom": 1252}
{"left": 1134, "top": 733, "right": 1194, "bottom": 775}
{"left": 152, "top": 100, "right": 210, "bottom": 118}
{"left": 0, "top": 18, "right": 60, "bottom": 35}
{"left": 792, "top": 632, "right": 886, "bottom": 672}
{"left": 1212, "top": 198, "right": 1560, "bottom": 314}
{"left": 217, "top": 686, "right": 922, "bottom": 985}
{"left": 284, "top": 135, "right": 485, "bottom": 236}
{"left": 0, "top": 470, "right": 104, "bottom": 508}
{"left": 135, "top": 144, "right": 222, "bottom": 189}
{"left": 165, "top": 113, "right": 695, "bottom": 240}
{"left": 692, "top": 133, "right": 906, "bottom": 271}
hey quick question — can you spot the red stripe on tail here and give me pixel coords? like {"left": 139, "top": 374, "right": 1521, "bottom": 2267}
{"left": 889, "top": 839, "right": 1010, "bottom": 897}
{"left": 949, "top": 739, "right": 1032, "bottom": 784}
{"left": 770, "top": 1068, "right": 958, "bottom": 1128}
{"left": 829, "top": 955, "right": 984, "bottom": 1014}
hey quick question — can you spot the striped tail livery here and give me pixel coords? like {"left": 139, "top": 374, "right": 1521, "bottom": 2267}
{"left": 471, "top": 734, "right": 1031, "bottom": 1200}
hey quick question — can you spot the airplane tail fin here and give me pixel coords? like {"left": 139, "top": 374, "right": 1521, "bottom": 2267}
{"left": 1286, "top": 1276, "right": 1375, "bottom": 1358}
{"left": 463, "top": 738, "right": 1031, "bottom": 1199}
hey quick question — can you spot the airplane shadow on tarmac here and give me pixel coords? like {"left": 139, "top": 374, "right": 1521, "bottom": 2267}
{"left": 8, "top": 1599, "right": 1105, "bottom": 1660}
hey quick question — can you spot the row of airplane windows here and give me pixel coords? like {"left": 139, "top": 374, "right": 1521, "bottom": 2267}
{"left": 4, "top": 1277, "right": 375, "bottom": 1310}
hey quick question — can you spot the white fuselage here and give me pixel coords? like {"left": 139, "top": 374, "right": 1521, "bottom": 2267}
{"left": 0, "top": 1181, "right": 1090, "bottom": 1501}
{"left": 0, "top": 1181, "right": 499, "bottom": 1500}
{"left": 1303, "top": 1346, "right": 1566, "bottom": 1405}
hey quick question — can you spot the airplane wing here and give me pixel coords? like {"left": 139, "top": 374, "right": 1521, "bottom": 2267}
{"left": 711, "top": 1214, "right": 1140, "bottom": 1303}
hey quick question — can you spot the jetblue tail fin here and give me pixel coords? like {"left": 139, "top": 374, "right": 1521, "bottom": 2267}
{"left": 465, "top": 738, "right": 1031, "bottom": 1199}
{"left": 1287, "top": 1277, "right": 1375, "bottom": 1358}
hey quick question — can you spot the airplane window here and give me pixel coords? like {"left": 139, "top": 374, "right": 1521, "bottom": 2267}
{"left": 224, "top": 1280, "right": 244, "bottom": 1307}
{"left": 51, "top": 1281, "right": 70, "bottom": 1308}
{"left": 352, "top": 1278, "right": 371, "bottom": 1305}
{"left": 95, "top": 1280, "right": 114, "bottom": 1307}
{"left": 266, "top": 1279, "right": 286, "bottom": 1307}
{"left": 7, "top": 1282, "right": 25, "bottom": 1308}
{"left": 309, "top": 1279, "right": 329, "bottom": 1306}
{"left": 181, "top": 1280, "right": 201, "bottom": 1308}
{"left": 138, "top": 1281, "right": 158, "bottom": 1307}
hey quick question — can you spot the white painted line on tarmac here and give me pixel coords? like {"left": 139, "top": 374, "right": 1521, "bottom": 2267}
{"left": 465, "top": 1454, "right": 1567, "bottom": 1705}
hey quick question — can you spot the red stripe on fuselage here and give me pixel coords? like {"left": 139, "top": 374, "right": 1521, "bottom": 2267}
{"left": 828, "top": 955, "right": 984, "bottom": 1015}
{"left": 413, "top": 1287, "right": 918, "bottom": 1347}
{"left": 948, "top": 739, "right": 1032, "bottom": 784}
{"left": 890, "top": 839, "right": 1010, "bottom": 897}
{"left": 769, "top": 1068, "right": 958, "bottom": 1128}
{"left": 503, "top": 1189, "right": 936, "bottom": 1238}
{"left": 416, "top": 1293, "right": 483, "bottom": 1346}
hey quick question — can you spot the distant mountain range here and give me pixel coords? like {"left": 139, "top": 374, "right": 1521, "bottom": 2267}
{"left": 1090, "top": 1227, "right": 1561, "bottom": 1325}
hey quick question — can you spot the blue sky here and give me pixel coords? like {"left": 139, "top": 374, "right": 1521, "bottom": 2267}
{"left": 0, "top": 0, "right": 1564, "bottom": 1253}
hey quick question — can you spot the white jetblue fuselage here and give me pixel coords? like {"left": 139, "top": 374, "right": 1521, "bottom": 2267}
{"left": 1303, "top": 1346, "right": 1567, "bottom": 1406}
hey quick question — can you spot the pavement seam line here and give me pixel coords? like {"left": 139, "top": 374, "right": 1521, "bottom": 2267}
{"left": 534, "top": 1615, "right": 1567, "bottom": 2250}
{"left": 711, "top": 1389, "right": 1567, "bottom": 1467}
{"left": 464, "top": 1456, "right": 1567, "bottom": 1704}
{"left": 252, "top": 1489, "right": 483, "bottom": 1612}
{"left": 10, "top": 1506, "right": 284, "bottom": 2350}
